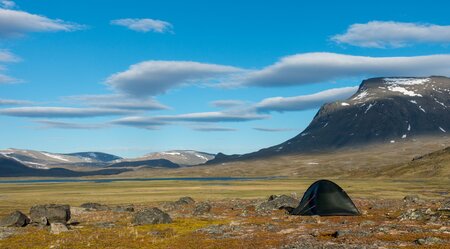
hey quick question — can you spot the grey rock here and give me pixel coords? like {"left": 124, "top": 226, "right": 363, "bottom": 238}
{"left": 30, "top": 204, "right": 71, "bottom": 225}
{"left": 415, "top": 237, "right": 444, "bottom": 245}
{"left": 398, "top": 209, "right": 427, "bottom": 221}
{"left": 0, "top": 227, "right": 17, "bottom": 240}
{"left": 193, "top": 202, "right": 211, "bottom": 216}
{"left": 50, "top": 223, "right": 69, "bottom": 234}
{"left": 80, "top": 202, "right": 110, "bottom": 211}
{"left": 178, "top": 196, "right": 195, "bottom": 204}
{"left": 133, "top": 208, "right": 172, "bottom": 225}
{"left": 94, "top": 222, "right": 116, "bottom": 228}
{"left": 113, "top": 205, "right": 134, "bottom": 212}
{"left": 256, "top": 195, "right": 298, "bottom": 213}
{"left": 403, "top": 195, "right": 421, "bottom": 204}
{"left": 0, "top": 211, "right": 29, "bottom": 227}
{"left": 162, "top": 197, "right": 195, "bottom": 211}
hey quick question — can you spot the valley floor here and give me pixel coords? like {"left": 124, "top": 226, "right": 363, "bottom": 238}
{"left": 0, "top": 178, "right": 449, "bottom": 248}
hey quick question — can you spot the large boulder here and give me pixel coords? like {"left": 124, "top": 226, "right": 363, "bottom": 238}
{"left": 0, "top": 211, "right": 29, "bottom": 227}
{"left": 256, "top": 195, "right": 298, "bottom": 213}
{"left": 80, "top": 203, "right": 110, "bottom": 211}
{"left": 133, "top": 208, "right": 172, "bottom": 225}
{"left": 30, "top": 204, "right": 71, "bottom": 225}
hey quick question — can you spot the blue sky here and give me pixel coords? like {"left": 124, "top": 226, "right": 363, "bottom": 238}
{"left": 0, "top": 0, "right": 449, "bottom": 157}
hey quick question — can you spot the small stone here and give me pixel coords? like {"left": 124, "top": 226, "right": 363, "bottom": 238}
{"left": 113, "top": 205, "right": 134, "bottom": 212}
{"left": 415, "top": 237, "right": 443, "bottom": 245}
{"left": 193, "top": 202, "right": 212, "bottom": 216}
{"left": 0, "top": 211, "right": 29, "bottom": 228}
{"left": 94, "top": 222, "right": 115, "bottom": 228}
{"left": 178, "top": 197, "right": 195, "bottom": 204}
{"left": 403, "top": 195, "right": 420, "bottom": 204}
{"left": 50, "top": 223, "right": 69, "bottom": 234}
{"left": 80, "top": 203, "right": 109, "bottom": 211}
{"left": 133, "top": 208, "right": 172, "bottom": 225}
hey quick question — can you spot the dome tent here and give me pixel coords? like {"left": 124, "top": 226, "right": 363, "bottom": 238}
{"left": 290, "top": 179, "right": 360, "bottom": 216}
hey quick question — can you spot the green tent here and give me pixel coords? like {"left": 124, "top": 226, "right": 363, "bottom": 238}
{"left": 290, "top": 179, "right": 360, "bottom": 216}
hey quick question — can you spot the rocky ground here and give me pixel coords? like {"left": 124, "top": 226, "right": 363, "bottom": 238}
{"left": 0, "top": 194, "right": 449, "bottom": 249}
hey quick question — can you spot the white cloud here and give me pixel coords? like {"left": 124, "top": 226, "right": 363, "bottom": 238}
{"left": 1, "top": 0, "right": 16, "bottom": 9}
{"left": 210, "top": 100, "right": 247, "bottom": 108}
{"left": 235, "top": 53, "right": 450, "bottom": 87}
{"left": 255, "top": 86, "right": 358, "bottom": 112}
{"left": 0, "top": 98, "right": 31, "bottom": 106}
{"left": 253, "top": 127, "right": 294, "bottom": 132}
{"left": 0, "top": 8, "right": 85, "bottom": 37}
{"left": 0, "top": 50, "right": 19, "bottom": 62}
{"left": 0, "top": 50, "right": 19, "bottom": 83}
{"left": 111, "top": 18, "right": 172, "bottom": 33}
{"left": 0, "top": 107, "right": 134, "bottom": 118}
{"left": 332, "top": 21, "right": 450, "bottom": 48}
{"left": 106, "top": 60, "right": 243, "bottom": 96}
{"left": 155, "top": 111, "right": 268, "bottom": 123}
{"left": 36, "top": 120, "right": 107, "bottom": 130}
{"left": 64, "top": 94, "right": 170, "bottom": 111}
{"left": 110, "top": 116, "right": 166, "bottom": 130}
{"left": 192, "top": 126, "right": 237, "bottom": 132}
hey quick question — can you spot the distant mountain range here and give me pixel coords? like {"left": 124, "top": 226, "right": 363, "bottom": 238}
{"left": 0, "top": 155, "right": 129, "bottom": 177}
{"left": 0, "top": 149, "right": 122, "bottom": 169}
{"left": 208, "top": 76, "right": 450, "bottom": 164}
{"left": 137, "top": 150, "right": 215, "bottom": 166}
{"left": 0, "top": 148, "right": 215, "bottom": 176}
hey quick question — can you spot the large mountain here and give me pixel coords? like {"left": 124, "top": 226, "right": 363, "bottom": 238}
{"left": 209, "top": 76, "right": 450, "bottom": 163}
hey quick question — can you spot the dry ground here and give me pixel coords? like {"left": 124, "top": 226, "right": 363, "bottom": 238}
{"left": 0, "top": 178, "right": 449, "bottom": 248}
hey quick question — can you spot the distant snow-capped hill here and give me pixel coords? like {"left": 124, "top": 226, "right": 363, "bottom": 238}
{"left": 0, "top": 149, "right": 121, "bottom": 168}
{"left": 140, "top": 150, "right": 215, "bottom": 166}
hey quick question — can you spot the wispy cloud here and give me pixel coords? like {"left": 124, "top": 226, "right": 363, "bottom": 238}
{"left": 255, "top": 86, "right": 358, "bottom": 112}
{"left": 210, "top": 100, "right": 247, "bottom": 108}
{"left": 106, "top": 60, "right": 243, "bottom": 97}
{"left": 35, "top": 120, "right": 108, "bottom": 130}
{"left": 111, "top": 18, "right": 173, "bottom": 33}
{"left": 64, "top": 94, "right": 170, "bottom": 111}
{"left": 192, "top": 126, "right": 237, "bottom": 132}
{"left": 1, "top": 0, "right": 16, "bottom": 9}
{"left": 332, "top": 21, "right": 450, "bottom": 48}
{"left": 155, "top": 111, "right": 269, "bottom": 123}
{"left": 110, "top": 116, "right": 167, "bottom": 130}
{"left": 0, "top": 50, "right": 20, "bottom": 83}
{"left": 0, "top": 8, "right": 85, "bottom": 38}
{"left": 0, "top": 50, "right": 19, "bottom": 62}
{"left": 0, "top": 98, "right": 31, "bottom": 106}
{"left": 232, "top": 53, "right": 450, "bottom": 87}
{"left": 253, "top": 127, "right": 294, "bottom": 132}
{"left": 111, "top": 110, "right": 268, "bottom": 130}
{"left": 0, "top": 107, "right": 134, "bottom": 118}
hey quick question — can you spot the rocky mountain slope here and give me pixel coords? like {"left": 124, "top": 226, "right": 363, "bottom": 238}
{"left": 209, "top": 76, "right": 450, "bottom": 163}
